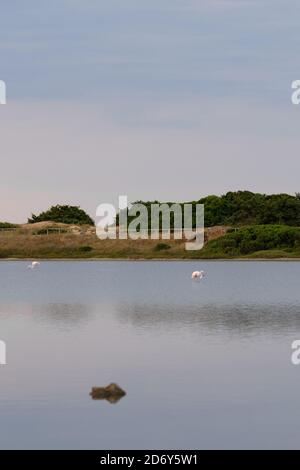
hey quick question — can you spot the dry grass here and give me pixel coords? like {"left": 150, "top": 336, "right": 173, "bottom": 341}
{"left": 0, "top": 224, "right": 233, "bottom": 259}
{"left": 0, "top": 231, "right": 191, "bottom": 259}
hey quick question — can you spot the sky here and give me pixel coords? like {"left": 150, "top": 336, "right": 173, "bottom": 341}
{"left": 0, "top": 0, "right": 300, "bottom": 222}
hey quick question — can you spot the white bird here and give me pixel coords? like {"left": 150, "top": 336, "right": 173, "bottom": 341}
{"left": 28, "top": 261, "right": 40, "bottom": 269}
{"left": 191, "top": 270, "right": 205, "bottom": 279}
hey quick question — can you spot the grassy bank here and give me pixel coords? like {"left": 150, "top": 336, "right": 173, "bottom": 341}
{"left": 0, "top": 231, "right": 189, "bottom": 259}
{"left": 1, "top": 224, "right": 300, "bottom": 260}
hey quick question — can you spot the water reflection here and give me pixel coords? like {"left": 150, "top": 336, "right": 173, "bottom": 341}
{"left": 0, "top": 261, "right": 299, "bottom": 449}
{"left": 116, "top": 302, "right": 300, "bottom": 336}
{"left": 31, "top": 303, "right": 92, "bottom": 328}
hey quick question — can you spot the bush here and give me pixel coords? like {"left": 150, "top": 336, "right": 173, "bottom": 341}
{"left": 154, "top": 243, "right": 171, "bottom": 251}
{"left": 204, "top": 225, "right": 300, "bottom": 256}
{"left": 28, "top": 205, "right": 94, "bottom": 226}
{"left": 0, "top": 222, "right": 17, "bottom": 229}
{"left": 79, "top": 246, "right": 93, "bottom": 252}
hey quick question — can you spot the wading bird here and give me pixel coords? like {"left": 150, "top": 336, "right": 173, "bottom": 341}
{"left": 191, "top": 270, "right": 205, "bottom": 279}
{"left": 28, "top": 261, "right": 40, "bottom": 269}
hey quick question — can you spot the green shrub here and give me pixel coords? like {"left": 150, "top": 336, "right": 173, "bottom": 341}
{"left": 28, "top": 205, "right": 94, "bottom": 226}
{"left": 0, "top": 222, "right": 17, "bottom": 229}
{"left": 79, "top": 245, "right": 93, "bottom": 252}
{"left": 204, "top": 225, "right": 300, "bottom": 256}
{"left": 154, "top": 243, "right": 171, "bottom": 251}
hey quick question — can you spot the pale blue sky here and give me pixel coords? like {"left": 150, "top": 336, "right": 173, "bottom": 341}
{"left": 0, "top": 0, "right": 300, "bottom": 221}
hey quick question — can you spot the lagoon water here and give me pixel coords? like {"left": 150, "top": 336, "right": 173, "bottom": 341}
{"left": 0, "top": 260, "right": 300, "bottom": 449}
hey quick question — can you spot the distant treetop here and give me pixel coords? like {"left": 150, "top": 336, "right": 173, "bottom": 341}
{"left": 28, "top": 205, "right": 94, "bottom": 226}
{"left": 0, "top": 222, "right": 17, "bottom": 229}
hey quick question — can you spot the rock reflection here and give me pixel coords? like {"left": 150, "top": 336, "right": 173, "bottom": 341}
{"left": 90, "top": 383, "right": 126, "bottom": 404}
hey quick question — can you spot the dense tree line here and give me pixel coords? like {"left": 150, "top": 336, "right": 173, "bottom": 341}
{"left": 122, "top": 192, "right": 300, "bottom": 228}
{"left": 198, "top": 191, "right": 300, "bottom": 227}
{"left": 7, "top": 192, "right": 300, "bottom": 229}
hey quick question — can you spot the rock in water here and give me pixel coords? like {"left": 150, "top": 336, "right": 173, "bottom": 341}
{"left": 90, "top": 383, "right": 126, "bottom": 403}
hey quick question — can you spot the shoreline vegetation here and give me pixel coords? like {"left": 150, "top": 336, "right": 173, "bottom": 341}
{"left": 1, "top": 258, "right": 300, "bottom": 262}
{"left": 1, "top": 222, "right": 300, "bottom": 260}
{"left": 3, "top": 192, "right": 300, "bottom": 260}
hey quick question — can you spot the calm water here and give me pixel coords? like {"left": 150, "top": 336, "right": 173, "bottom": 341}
{"left": 0, "top": 260, "right": 300, "bottom": 449}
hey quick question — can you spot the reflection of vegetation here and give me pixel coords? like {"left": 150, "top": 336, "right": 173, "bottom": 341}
{"left": 28, "top": 205, "right": 94, "bottom": 226}
{"left": 33, "top": 303, "right": 91, "bottom": 327}
{"left": 116, "top": 302, "right": 300, "bottom": 335}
